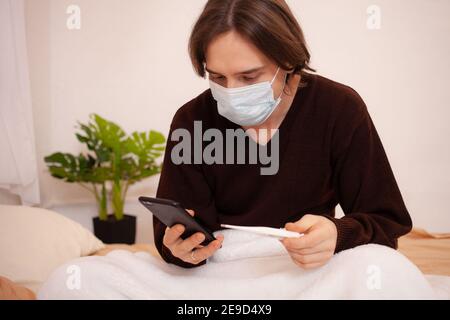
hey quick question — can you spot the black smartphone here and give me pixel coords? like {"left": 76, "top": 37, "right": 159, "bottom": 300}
{"left": 139, "top": 196, "right": 216, "bottom": 245}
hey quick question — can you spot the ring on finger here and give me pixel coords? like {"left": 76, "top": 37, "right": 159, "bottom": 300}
{"left": 190, "top": 250, "right": 197, "bottom": 262}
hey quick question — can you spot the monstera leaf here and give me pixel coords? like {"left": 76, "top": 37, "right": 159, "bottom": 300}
{"left": 90, "top": 114, "right": 127, "bottom": 151}
{"left": 76, "top": 126, "right": 109, "bottom": 163}
{"left": 44, "top": 152, "right": 95, "bottom": 182}
{"left": 125, "top": 130, "right": 165, "bottom": 160}
{"left": 123, "top": 130, "right": 165, "bottom": 183}
{"left": 44, "top": 113, "right": 166, "bottom": 221}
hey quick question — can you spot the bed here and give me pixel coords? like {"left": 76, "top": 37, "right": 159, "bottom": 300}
{"left": 1, "top": 205, "right": 449, "bottom": 299}
{"left": 94, "top": 228, "right": 450, "bottom": 275}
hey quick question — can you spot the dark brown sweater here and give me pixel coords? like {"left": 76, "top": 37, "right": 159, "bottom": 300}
{"left": 154, "top": 73, "right": 412, "bottom": 268}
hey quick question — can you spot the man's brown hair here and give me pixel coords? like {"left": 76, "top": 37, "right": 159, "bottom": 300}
{"left": 188, "top": 0, "right": 315, "bottom": 87}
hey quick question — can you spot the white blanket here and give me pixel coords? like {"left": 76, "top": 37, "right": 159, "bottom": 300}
{"left": 38, "top": 230, "right": 442, "bottom": 299}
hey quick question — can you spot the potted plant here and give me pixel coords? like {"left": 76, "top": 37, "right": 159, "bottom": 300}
{"left": 44, "top": 113, "right": 165, "bottom": 244}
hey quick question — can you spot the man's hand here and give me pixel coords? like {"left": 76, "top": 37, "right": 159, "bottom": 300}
{"left": 280, "top": 214, "right": 337, "bottom": 269}
{"left": 163, "top": 209, "right": 224, "bottom": 265}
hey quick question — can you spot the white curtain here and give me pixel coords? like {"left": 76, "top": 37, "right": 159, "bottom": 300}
{"left": 0, "top": 0, "right": 40, "bottom": 205}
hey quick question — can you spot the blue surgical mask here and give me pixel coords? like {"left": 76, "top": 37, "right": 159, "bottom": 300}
{"left": 209, "top": 67, "right": 286, "bottom": 126}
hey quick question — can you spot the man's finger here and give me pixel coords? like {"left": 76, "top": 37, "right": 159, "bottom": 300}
{"left": 286, "top": 240, "right": 330, "bottom": 255}
{"left": 177, "top": 232, "right": 206, "bottom": 253}
{"left": 285, "top": 214, "right": 317, "bottom": 234}
{"left": 186, "top": 235, "right": 224, "bottom": 263}
{"left": 282, "top": 228, "right": 324, "bottom": 250}
{"left": 186, "top": 209, "right": 195, "bottom": 217}
{"left": 289, "top": 251, "right": 333, "bottom": 265}
{"left": 163, "top": 224, "right": 185, "bottom": 246}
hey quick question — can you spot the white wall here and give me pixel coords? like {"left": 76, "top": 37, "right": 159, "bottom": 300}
{"left": 3, "top": 0, "right": 448, "bottom": 238}
{"left": 293, "top": 0, "right": 450, "bottom": 231}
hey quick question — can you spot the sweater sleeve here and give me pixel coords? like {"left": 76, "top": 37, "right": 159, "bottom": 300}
{"left": 153, "top": 108, "right": 220, "bottom": 268}
{"left": 326, "top": 90, "right": 412, "bottom": 253}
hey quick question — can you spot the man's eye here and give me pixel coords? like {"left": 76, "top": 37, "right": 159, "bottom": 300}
{"left": 242, "top": 76, "right": 256, "bottom": 82}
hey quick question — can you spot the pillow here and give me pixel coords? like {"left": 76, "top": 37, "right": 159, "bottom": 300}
{"left": 0, "top": 205, "right": 105, "bottom": 293}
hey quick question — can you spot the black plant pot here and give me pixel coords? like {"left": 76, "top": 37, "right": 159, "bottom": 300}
{"left": 93, "top": 214, "right": 136, "bottom": 244}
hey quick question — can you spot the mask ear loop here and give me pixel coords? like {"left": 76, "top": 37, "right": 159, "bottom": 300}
{"left": 270, "top": 67, "right": 281, "bottom": 85}
{"left": 271, "top": 67, "right": 287, "bottom": 101}
{"left": 256, "top": 70, "right": 288, "bottom": 126}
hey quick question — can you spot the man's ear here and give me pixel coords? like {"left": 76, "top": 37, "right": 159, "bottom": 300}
{"left": 284, "top": 68, "right": 297, "bottom": 95}
{"left": 287, "top": 67, "right": 295, "bottom": 73}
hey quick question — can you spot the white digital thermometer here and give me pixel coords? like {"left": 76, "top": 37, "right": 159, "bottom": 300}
{"left": 220, "top": 224, "right": 303, "bottom": 239}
